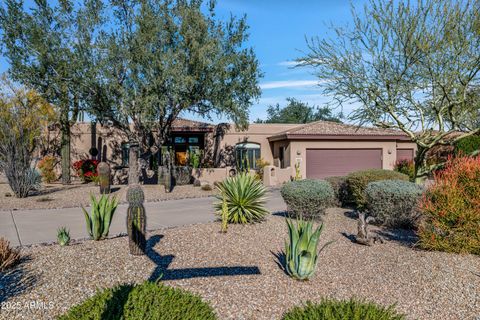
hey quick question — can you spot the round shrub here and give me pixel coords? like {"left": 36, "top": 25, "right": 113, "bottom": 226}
{"left": 346, "top": 169, "right": 409, "bottom": 210}
{"left": 454, "top": 135, "right": 480, "bottom": 156}
{"left": 58, "top": 281, "right": 217, "bottom": 320}
{"left": 393, "top": 159, "right": 415, "bottom": 182}
{"left": 280, "top": 179, "right": 334, "bottom": 219}
{"left": 418, "top": 156, "right": 480, "bottom": 255}
{"left": 325, "top": 176, "right": 348, "bottom": 207}
{"left": 282, "top": 299, "right": 405, "bottom": 320}
{"left": 366, "top": 180, "right": 424, "bottom": 228}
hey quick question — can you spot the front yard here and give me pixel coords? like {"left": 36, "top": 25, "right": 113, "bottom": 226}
{"left": 1, "top": 210, "right": 478, "bottom": 320}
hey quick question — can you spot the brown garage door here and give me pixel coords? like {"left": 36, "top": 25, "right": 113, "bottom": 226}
{"left": 396, "top": 149, "right": 414, "bottom": 162}
{"left": 306, "top": 149, "right": 382, "bottom": 179}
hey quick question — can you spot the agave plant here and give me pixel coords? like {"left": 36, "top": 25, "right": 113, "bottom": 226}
{"left": 81, "top": 194, "right": 118, "bottom": 240}
{"left": 285, "top": 218, "right": 332, "bottom": 280}
{"left": 57, "top": 227, "right": 71, "bottom": 246}
{"left": 214, "top": 172, "right": 268, "bottom": 224}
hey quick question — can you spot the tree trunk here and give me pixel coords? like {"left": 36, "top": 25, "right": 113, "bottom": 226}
{"left": 60, "top": 125, "right": 71, "bottom": 184}
{"left": 414, "top": 146, "right": 429, "bottom": 184}
{"left": 128, "top": 142, "right": 140, "bottom": 185}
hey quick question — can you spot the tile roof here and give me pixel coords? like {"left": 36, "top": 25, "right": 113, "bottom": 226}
{"left": 171, "top": 118, "right": 214, "bottom": 131}
{"left": 268, "top": 120, "right": 409, "bottom": 140}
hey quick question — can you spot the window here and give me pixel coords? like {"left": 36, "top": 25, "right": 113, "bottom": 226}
{"left": 174, "top": 136, "right": 186, "bottom": 144}
{"left": 235, "top": 143, "right": 261, "bottom": 170}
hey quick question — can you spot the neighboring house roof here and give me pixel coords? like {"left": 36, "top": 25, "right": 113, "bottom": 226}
{"left": 267, "top": 120, "right": 411, "bottom": 141}
{"left": 171, "top": 118, "right": 214, "bottom": 132}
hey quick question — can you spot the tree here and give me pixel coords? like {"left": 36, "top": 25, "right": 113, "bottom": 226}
{"left": 255, "top": 97, "right": 342, "bottom": 123}
{"left": 89, "top": 0, "right": 261, "bottom": 184}
{"left": 0, "top": 75, "right": 55, "bottom": 197}
{"left": 0, "top": 0, "right": 103, "bottom": 184}
{"left": 300, "top": 0, "right": 480, "bottom": 183}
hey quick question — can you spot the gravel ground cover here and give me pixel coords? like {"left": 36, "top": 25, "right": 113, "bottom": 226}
{"left": 0, "top": 180, "right": 216, "bottom": 210}
{"left": 0, "top": 209, "right": 479, "bottom": 320}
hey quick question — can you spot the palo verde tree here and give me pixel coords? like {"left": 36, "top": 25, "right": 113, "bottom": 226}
{"left": 0, "top": 0, "right": 104, "bottom": 184}
{"left": 92, "top": 0, "right": 261, "bottom": 184}
{"left": 255, "top": 97, "right": 343, "bottom": 123}
{"left": 299, "top": 0, "right": 480, "bottom": 182}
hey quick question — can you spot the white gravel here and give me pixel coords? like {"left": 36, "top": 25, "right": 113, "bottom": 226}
{"left": 0, "top": 209, "right": 479, "bottom": 320}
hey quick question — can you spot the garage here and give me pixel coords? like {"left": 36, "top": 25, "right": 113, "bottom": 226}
{"left": 396, "top": 148, "right": 414, "bottom": 162}
{"left": 306, "top": 148, "right": 382, "bottom": 179}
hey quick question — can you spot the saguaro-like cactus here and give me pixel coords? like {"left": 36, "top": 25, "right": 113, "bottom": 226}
{"left": 97, "top": 162, "right": 111, "bottom": 194}
{"left": 126, "top": 185, "right": 146, "bottom": 255}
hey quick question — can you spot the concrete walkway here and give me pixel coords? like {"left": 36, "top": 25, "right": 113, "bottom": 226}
{"left": 0, "top": 190, "right": 286, "bottom": 247}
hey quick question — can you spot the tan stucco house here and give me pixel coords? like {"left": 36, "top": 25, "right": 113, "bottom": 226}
{"left": 61, "top": 118, "right": 416, "bottom": 185}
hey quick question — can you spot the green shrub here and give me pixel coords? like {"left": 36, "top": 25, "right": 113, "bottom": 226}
{"left": 346, "top": 169, "right": 409, "bottom": 210}
{"left": 282, "top": 299, "right": 405, "bottom": 320}
{"left": 281, "top": 180, "right": 334, "bottom": 219}
{"left": 325, "top": 176, "right": 348, "bottom": 207}
{"left": 419, "top": 156, "right": 480, "bottom": 255}
{"left": 454, "top": 135, "right": 480, "bottom": 156}
{"left": 58, "top": 281, "right": 217, "bottom": 320}
{"left": 393, "top": 159, "right": 415, "bottom": 182}
{"left": 214, "top": 172, "right": 268, "bottom": 224}
{"left": 365, "top": 180, "right": 423, "bottom": 228}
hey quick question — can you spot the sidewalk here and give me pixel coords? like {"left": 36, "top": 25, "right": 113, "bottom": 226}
{"left": 0, "top": 190, "right": 286, "bottom": 247}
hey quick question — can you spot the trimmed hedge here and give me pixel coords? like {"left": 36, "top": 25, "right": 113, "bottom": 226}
{"left": 282, "top": 299, "right": 405, "bottom": 320}
{"left": 325, "top": 176, "right": 349, "bottom": 207}
{"left": 58, "top": 281, "right": 217, "bottom": 320}
{"left": 280, "top": 179, "right": 334, "bottom": 219}
{"left": 346, "top": 169, "right": 409, "bottom": 210}
{"left": 366, "top": 180, "right": 424, "bottom": 228}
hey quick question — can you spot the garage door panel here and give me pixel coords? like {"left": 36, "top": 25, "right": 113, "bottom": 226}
{"left": 396, "top": 149, "right": 414, "bottom": 162}
{"left": 306, "top": 149, "right": 382, "bottom": 179}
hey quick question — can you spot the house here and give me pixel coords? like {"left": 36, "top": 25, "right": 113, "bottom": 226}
{"left": 61, "top": 118, "right": 416, "bottom": 185}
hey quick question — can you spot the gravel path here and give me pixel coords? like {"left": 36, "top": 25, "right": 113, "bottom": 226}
{"left": 0, "top": 181, "right": 216, "bottom": 211}
{"left": 1, "top": 209, "right": 479, "bottom": 320}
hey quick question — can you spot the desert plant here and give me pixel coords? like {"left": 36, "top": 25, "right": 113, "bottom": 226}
{"left": 282, "top": 299, "right": 405, "bottom": 320}
{"left": 97, "top": 162, "right": 111, "bottom": 194}
{"left": 281, "top": 180, "right": 334, "bottom": 220}
{"left": 37, "top": 155, "right": 57, "bottom": 183}
{"left": 294, "top": 161, "right": 301, "bottom": 181}
{"left": 201, "top": 182, "right": 213, "bottom": 191}
{"left": 174, "top": 166, "right": 193, "bottom": 185}
{"left": 325, "top": 176, "right": 348, "bottom": 207}
{"left": 365, "top": 180, "right": 424, "bottom": 229}
{"left": 57, "top": 227, "right": 71, "bottom": 246}
{"left": 0, "top": 237, "right": 21, "bottom": 272}
{"left": 346, "top": 169, "right": 409, "bottom": 211}
{"left": 214, "top": 172, "right": 268, "bottom": 224}
{"left": 254, "top": 157, "right": 270, "bottom": 181}
{"left": 284, "top": 218, "right": 332, "bottom": 280}
{"left": 81, "top": 194, "right": 118, "bottom": 241}
{"left": 58, "top": 281, "right": 217, "bottom": 320}
{"left": 220, "top": 194, "right": 228, "bottom": 233}
{"left": 418, "top": 156, "right": 480, "bottom": 255}
{"left": 126, "top": 185, "right": 146, "bottom": 255}
{"left": 394, "top": 159, "right": 415, "bottom": 182}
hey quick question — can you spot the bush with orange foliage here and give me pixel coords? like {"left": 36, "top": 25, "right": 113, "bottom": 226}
{"left": 418, "top": 156, "right": 480, "bottom": 255}
{"left": 38, "top": 155, "right": 57, "bottom": 183}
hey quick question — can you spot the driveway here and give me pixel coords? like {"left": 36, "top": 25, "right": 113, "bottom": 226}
{"left": 0, "top": 190, "right": 286, "bottom": 247}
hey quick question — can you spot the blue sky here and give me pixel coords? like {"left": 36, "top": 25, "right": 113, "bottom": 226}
{"left": 0, "top": 0, "right": 368, "bottom": 123}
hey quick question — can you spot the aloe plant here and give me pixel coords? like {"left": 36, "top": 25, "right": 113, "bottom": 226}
{"left": 57, "top": 227, "right": 70, "bottom": 246}
{"left": 285, "top": 218, "right": 332, "bottom": 280}
{"left": 82, "top": 194, "right": 118, "bottom": 240}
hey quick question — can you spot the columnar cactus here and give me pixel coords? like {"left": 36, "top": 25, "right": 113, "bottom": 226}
{"left": 126, "top": 185, "right": 147, "bottom": 255}
{"left": 163, "top": 150, "right": 173, "bottom": 193}
{"left": 97, "top": 162, "right": 111, "bottom": 194}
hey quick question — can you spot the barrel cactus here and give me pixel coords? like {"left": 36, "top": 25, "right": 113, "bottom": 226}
{"left": 97, "top": 162, "right": 111, "bottom": 194}
{"left": 126, "top": 185, "right": 146, "bottom": 255}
